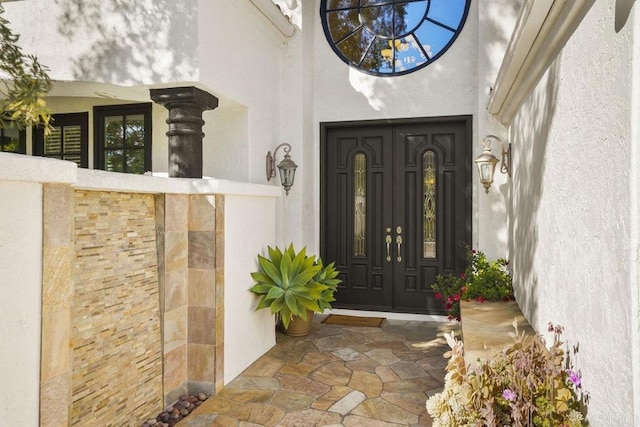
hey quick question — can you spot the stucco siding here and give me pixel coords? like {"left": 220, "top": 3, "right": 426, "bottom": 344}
{"left": 509, "top": 1, "right": 635, "bottom": 423}
{"left": 0, "top": 180, "right": 43, "bottom": 427}
{"left": 3, "top": 0, "right": 199, "bottom": 85}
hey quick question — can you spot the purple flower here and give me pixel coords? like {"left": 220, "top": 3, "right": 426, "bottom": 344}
{"left": 567, "top": 369, "right": 582, "bottom": 388}
{"left": 502, "top": 389, "right": 517, "bottom": 401}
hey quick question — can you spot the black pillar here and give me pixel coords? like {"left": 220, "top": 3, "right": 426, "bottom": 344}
{"left": 150, "top": 86, "right": 219, "bottom": 178}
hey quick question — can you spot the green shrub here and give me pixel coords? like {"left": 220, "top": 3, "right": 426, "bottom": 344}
{"left": 431, "top": 248, "right": 513, "bottom": 321}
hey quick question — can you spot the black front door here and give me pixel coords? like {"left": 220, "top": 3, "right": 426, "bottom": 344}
{"left": 321, "top": 117, "right": 471, "bottom": 314}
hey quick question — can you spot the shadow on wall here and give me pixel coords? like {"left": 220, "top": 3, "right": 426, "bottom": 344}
{"left": 615, "top": 0, "right": 636, "bottom": 32}
{"left": 508, "top": 58, "right": 560, "bottom": 327}
{"left": 54, "top": 0, "right": 197, "bottom": 84}
{"left": 480, "top": 1, "right": 522, "bottom": 96}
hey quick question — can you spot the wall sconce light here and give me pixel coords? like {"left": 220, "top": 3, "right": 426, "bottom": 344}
{"left": 266, "top": 143, "right": 298, "bottom": 195}
{"left": 474, "top": 135, "right": 511, "bottom": 193}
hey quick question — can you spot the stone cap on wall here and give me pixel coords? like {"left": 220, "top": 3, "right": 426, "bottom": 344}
{"left": 460, "top": 300, "right": 537, "bottom": 367}
{"left": 0, "top": 153, "right": 282, "bottom": 198}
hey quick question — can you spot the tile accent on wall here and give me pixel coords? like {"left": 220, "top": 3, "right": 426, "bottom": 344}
{"left": 160, "top": 194, "right": 190, "bottom": 405}
{"left": 187, "top": 195, "right": 218, "bottom": 395}
{"left": 214, "top": 195, "right": 225, "bottom": 393}
{"left": 41, "top": 184, "right": 73, "bottom": 427}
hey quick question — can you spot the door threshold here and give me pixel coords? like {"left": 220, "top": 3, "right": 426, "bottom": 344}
{"left": 325, "top": 308, "right": 450, "bottom": 323}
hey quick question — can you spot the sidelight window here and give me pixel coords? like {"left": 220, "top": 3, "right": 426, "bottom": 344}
{"left": 423, "top": 151, "right": 436, "bottom": 258}
{"left": 354, "top": 153, "right": 367, "bottom": 256}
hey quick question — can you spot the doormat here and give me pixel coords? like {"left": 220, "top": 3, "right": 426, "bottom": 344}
{"left": 322, "top": 314, "right": 385, "bottom": 327}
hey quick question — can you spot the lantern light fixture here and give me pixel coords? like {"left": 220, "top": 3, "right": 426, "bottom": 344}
{"left": 474, "top": 135, "right": 511, "bottom": 193}
{"left": 266, "top": 143, "right": 298, "bottom": 196}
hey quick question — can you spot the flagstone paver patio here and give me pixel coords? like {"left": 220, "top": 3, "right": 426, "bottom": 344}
{"left": 179, "top": 315, "right": 459, "bottom": 426}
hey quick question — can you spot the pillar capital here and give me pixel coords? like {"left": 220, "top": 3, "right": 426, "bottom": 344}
{"left": 150, "top": 86, "right": 219, "bottom": 111}
{"left": 150, "top": 86, "right": 219, "bottom": 178}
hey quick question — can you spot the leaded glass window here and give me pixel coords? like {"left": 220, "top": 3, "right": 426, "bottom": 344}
{"left": 423, "top": 151, "right": 436, "bottom": 258}
{"left": 354, "top": 153, "right": 367, "bottom": 256}
{"left": 320, "top": 0, "right": 471, "bottom": 76}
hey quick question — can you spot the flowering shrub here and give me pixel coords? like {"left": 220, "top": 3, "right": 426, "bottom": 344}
{"left": 426, "top": 323, "right": 588, "bottom": 426}
{"left": 432, "top": 248, "right": 513, "bottom": 321}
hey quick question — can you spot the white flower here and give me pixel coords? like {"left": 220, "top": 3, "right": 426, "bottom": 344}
{"left": 568, "top": 409, "right": 584, "bottom": 426}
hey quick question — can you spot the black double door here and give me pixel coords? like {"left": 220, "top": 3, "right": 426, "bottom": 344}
{"left": 321, "top": 117, "right": 471, "bottom": 314}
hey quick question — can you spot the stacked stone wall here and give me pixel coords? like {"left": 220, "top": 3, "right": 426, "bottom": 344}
{"left": 71, "top": 190, "right": 163, "bottom": 425}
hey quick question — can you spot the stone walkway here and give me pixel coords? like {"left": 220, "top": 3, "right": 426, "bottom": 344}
{"left": 179, "top": 315, "right": 459, "bottom": 426}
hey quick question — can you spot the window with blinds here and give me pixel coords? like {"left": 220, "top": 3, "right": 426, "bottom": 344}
{"left": 34, "top": 112, "right": 88, "bottom": 168}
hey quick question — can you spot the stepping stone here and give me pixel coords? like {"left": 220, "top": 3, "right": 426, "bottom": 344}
{"left": 389, "top": 361, "right": 428, "bottom": 379}
{"left": 365, "top": 348, "right": 401, "bottom": 366}
{"left": 226, "top": 402, "right": 285, "bottom": 426}
{"left": 270, "top": 389, "right": 317, "bottom": 412}
{"left": 349, "top": 371, "right": 382, "bottom": 398}
{"left": 375, "top": 366, "right": 400, "bottom": 383}
{"left": 351, "top": 397, "right": 418, "bottom": 424}
{"left": 332, "top": 348, "right": 362, "bottom": 361}
{"left": 242, "top": 355, "right": 286, "bottom": 377}
{"left": 312, "top": 385, "right": 353, "bottom": 411}
{"left": 310, "top": 361, "right": 352, "bottom": 386}
{"left": 343, "top": 414, "right": 406, "bottom": 426}
{"left": 226, "top": 376, "right": 279, "bottom": 390}
{"left": 328, "top": 390, "right": 366, "bottom": 415}
{"left": 313, "top": 332, "right": 370, "bottom": 352}
{"left": 276, "top": 408, "right": 342, "bottom": 426}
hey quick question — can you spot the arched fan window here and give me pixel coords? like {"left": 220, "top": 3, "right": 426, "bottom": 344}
{"left": 320, "top": 0, "right": 471, "bottom": 76}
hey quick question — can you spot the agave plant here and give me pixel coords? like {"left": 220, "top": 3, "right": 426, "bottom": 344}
{"left": 313, "top": 257, "right": 341, "bottom": 312}
{"left": 249, "top": 244, "right": 340, "bottom": 329}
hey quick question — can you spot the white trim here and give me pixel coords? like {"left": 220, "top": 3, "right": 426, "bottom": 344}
{"left": 487, "top": 0, "right": 594, "bottom": 124}
{"left": 630, "top": 3, "right": 640, "bottom": 421}
{"left": 248, "top": 0, "right": 295, "bottom": 38}
{"left": 0, "top": 152, "right": 77, "bottom": 184}
{"left": 0, "top": 153, "right": 283, "bottom": 197}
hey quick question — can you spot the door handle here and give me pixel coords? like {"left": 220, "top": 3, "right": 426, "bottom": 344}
{"left": 385, "top": 228, "right": 392, "bottom": 262}
{"left": 396, "top": 226, "right": 402, "bottom": 262}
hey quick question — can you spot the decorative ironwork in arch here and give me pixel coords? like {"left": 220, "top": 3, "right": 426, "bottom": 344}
{"left": 320, "top": 0, "right": 471, "bottom": 76}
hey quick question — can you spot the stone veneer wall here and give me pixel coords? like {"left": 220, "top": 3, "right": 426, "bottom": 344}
{"left": 41, "top": 184, "right": 74, "bottom": 426}
{"left": 39, "top": 185, "right": 227, "bottom": 425}
{"left": 71, "top": 190, "right": 163, "bottom": 425}
{"left": 157, "top": 194, "right": 223, "bottom": 404}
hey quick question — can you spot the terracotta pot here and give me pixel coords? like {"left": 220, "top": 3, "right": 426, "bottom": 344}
{"left": 282, "top": 310, "right": 314, "bottom": 337}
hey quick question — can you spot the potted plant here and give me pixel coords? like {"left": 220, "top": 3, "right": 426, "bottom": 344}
{"left": 249, "top": 244, "right": 341, "bottom": 336}
{"left": 431, "top": 248, "right": 513, "bottom": 321}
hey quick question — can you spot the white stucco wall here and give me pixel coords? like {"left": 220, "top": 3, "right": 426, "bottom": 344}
{"left": 224, "top": 195, "right": 277, "bottom": 384}
{"left": 198, "top": 0, "right": 288, "bottom": 188}
{"left": 273, "top": 0, "right": 519, "bottom": 256}
{"left": 3, "top": 0, "right": 199, "bottom": 85}
{"left": 4, "top": 0, "right": 519, "bottom": 261}
{"left": 509, "top": 1, "right": 637, "bottom": 423}
{"left": 0, "top": 179, "right": 43, "bottom": 427}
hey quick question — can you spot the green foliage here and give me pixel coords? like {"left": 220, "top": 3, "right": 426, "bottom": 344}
{"left": 312, "top": 257, "right": 341, "bottom": 312}
{"left": 427, "top": 323, "right": 588, "bottom": 426}
{"left": 431, "top": 248, "right": 513, "bottom": 321}
{"left": 0, "top": 5, "right": 52, "bottom": 132}
{"left": 249, "top": 244, "right": 341, "bottom": 329}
